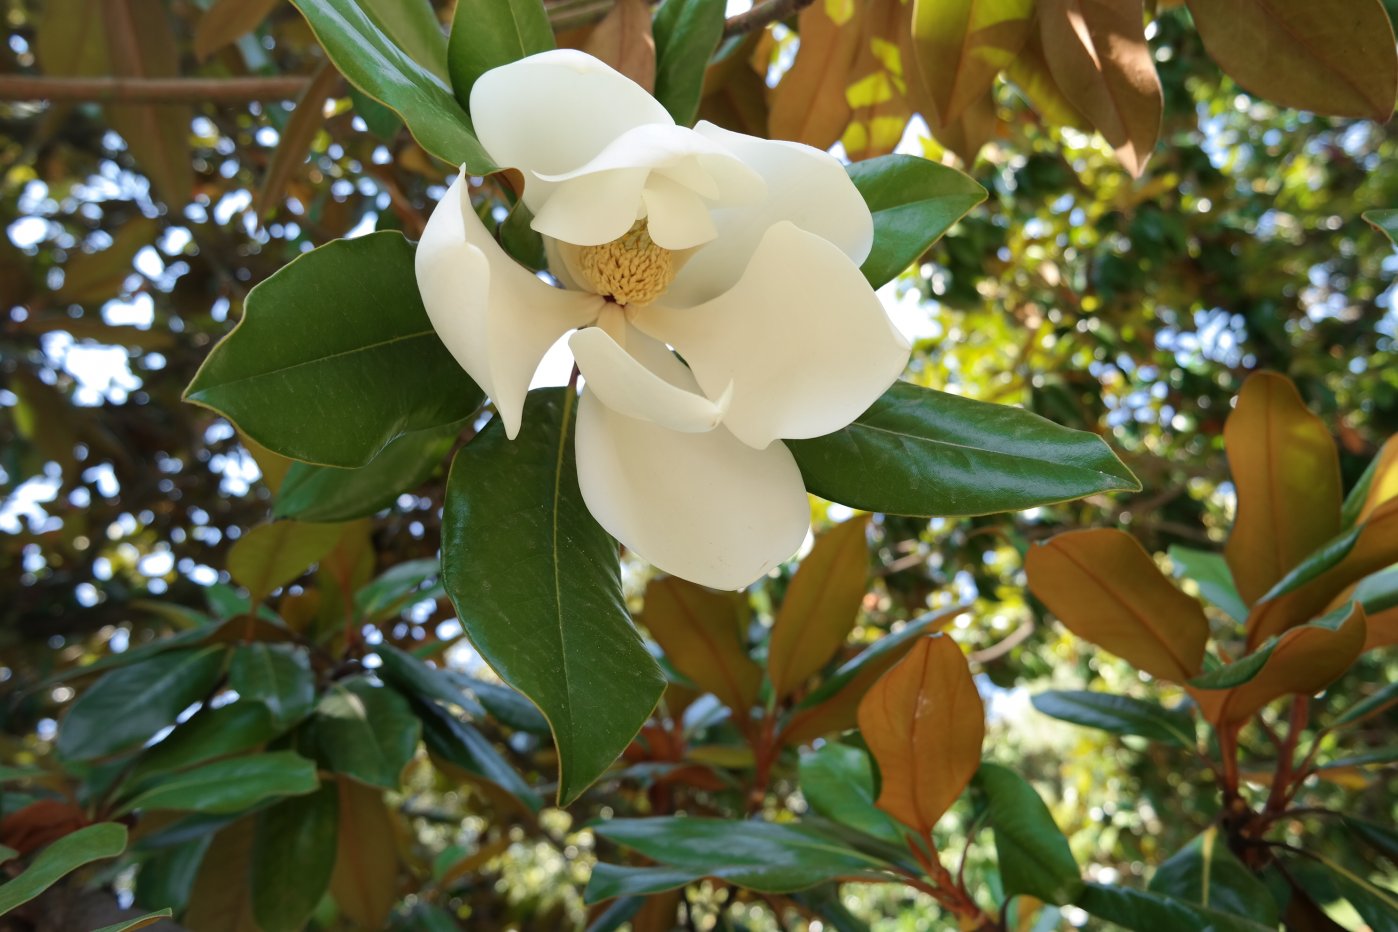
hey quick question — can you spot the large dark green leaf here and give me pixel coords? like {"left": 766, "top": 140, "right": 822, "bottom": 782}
{"left": 798, "top": 743, "right": 903, "bottom": 845}
{"left": 287, "top": 0, "right": 492, "bottom": 169}
{"left": 186, "top": 233, "right": 484, "bottom": 468}
{"left": 1168, "top": 545, "right": 1250, "bottom": 623}
{"left": 229, "top": 643, "right": 316, "bottom": 728}
{"left": 973, "top": 763, "right": 1082, "bottom": 906}
{"left": 415, "top": 699, "right": 543, "bottom": 811}
{"left": 1148, "top": 828, "right": 1280, "bottom": 925}
{"left": 1076, "top": 882, "right": 1278, "bottom": 932}
{"left": 357, "top": 0, "right": 449, "bottom": 79}
{"left": 787, "top": 382, "right": 1139, "bottom": 517}
{"left": 314, "top": 676, "right": 421, "bottom": 788}
{"left": 274, "top": 422, "right": 460, "bottom": 523}
{"left": 651, "top": 0, "right": 726, "bottom": 125}
{"left": 441, "top": 389, "right": 664, "bottom": 804}
{"left": 57, "top": 646, "right": 226, "bottom": 761}
{"left": 127, "top": 701, "right": 280, "bottom": 782}
{"left": 251, "top": 783, "right": 339, "bottom": 932}
{"left": 847, "top": 155, "right": 986, "bottom": 289}
{"left": 1291, "top": 852, "right": 1398, "bottom": 932}
{"left": 585, "top": 818, "right": 892, "bottom": 902}
{"left": 447, "top": 0, "right": 554, "bottom": 108}
{"left": 116, "top": 751, "right": 319, "bottom": 814}
{"left": 0, "top": 823, "right": 127, "bottom": 914}
{"left": 1030, "top": 690, "right": 1196, "bottom": 747}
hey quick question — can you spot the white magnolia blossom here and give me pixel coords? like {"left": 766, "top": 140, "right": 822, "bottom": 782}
{"left": 416, "top": 49, "right": 909, "bottom": 590}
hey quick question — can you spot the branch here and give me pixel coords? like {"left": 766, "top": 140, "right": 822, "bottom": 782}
{"left": 723, "top": 0, "right": 817, "bottom": 36}
{"left": 0, "top": 75, "right": 310, "bottom": 103}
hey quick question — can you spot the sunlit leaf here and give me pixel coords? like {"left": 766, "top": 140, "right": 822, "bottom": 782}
{"left": 641, "top": 576, "right": 761, "bottom": 717}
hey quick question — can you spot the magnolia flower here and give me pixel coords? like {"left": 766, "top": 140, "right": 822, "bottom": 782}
{"left": 416, "top": 50, "right": 909, "bottom": 590}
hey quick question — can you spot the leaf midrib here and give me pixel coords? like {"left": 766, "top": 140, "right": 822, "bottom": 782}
{"left": 190, "top": 328, "right": 438, "bottom": 397}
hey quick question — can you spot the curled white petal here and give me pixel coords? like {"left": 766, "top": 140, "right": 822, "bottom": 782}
{"left": 664, "top": 122, "right": 876, "bottom": 308}
{"left": 570, "top": 325, "right": 729, "bottom": 433}
{"left": 415, "top": 172, "right": 603, "bottom": 439}
{"left": 576, "top": 388, "right": 810, "bottom": 590}
{"left": 639, "top": 221, "right": 909, "bottom": 450}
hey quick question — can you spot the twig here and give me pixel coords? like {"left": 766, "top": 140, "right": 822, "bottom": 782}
{"left": 0, "top": 75, "right": 310, "bottom": 103}
{"left": 722, "top": 0, "right": 817, "bottom": 36}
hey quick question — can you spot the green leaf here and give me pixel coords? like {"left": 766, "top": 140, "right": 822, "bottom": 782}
{"left": 651, "top": 0, "right": 726, "bottom": 125}
{"left": 251, "top": 783, "right": 339, "bottom": 932}
{"left": 227, "top": 521, "right": 344, "bottom": 603}
{"left": 287, "top": 0, "right": 492, "bottom": 169}
{"left": 1257, "top": 524, "right": 1365, "bottom": 603}
{"left": 355, "top": 559, "right": 443, "bottom": 622}
{"left": 1168, "top": 545, "right": 1250, "bottom": 623}
{"left": 1186, "top": 642, "right": 1276, "bottom": 689}
{"left": 1344, "top": 816, "right": 1398, "bottom": 864}
{"left": 357, "top": 0, "right": 448, "bottom": 79}
{"left": 116, "top": 751, "right": 319, "bottom": 815}
{"left": 586, "top": 818, "right": 892, "bottom": 903}
{"left": 90, "top": 909, "right": 175, "bottom": 932}
{"left": 229, "top": 644, "right": 316, "bottom": 728}
{"left": 185, "top": 233, "right": 485, "bottom": 468}
{"left": 1148, "top": 828, "right": 1280, "bottom": 925}
{"left": 447, "top": 0, "right": 554, "bottom": 108}
{"left": 847, "top": 155, "right": 986, "bottom": 289}
{"left": 1030, "top": 690, "right": 1196, "bottom": 747}
{"left": 445, "top": 672, "right": 551, "bottom": 735}
{"left": 0, "top": 846, "right": 16, "bottom": 865}
{"left": 787, "top": 381, "right": 1139, "bottom": 517}
{"left": 133, "top": 835, "right": 209, "bottom": 913}
{"left": 1075, "top": 882, "right": 1278, "bottom": 932}
{"left": 415, "top": 699, "right": 543, "bottom": 811}
{"left": 499, "top": 200, "right": 548, "bottom": 271}
{"left": 314, "top": 676, "right": 422, "bottom": 788}
{"left": 274, "top": 422, "right": 460, "bottom": 523}
{"left": 0, "top": 823, "right": 127, "bottom": 914}
{"left": 798, "top": 743, "right": 904, "bottom": 845}
{"left": 1364, "top": 209, "right": 1398, "bottom": 250}
{"left": 973, "top": 762, "right": 1082, "bottom": 906}
{"left": 127, "top": 701, "right": 281, "bottom": 782}
{"left": 441, "top": 389, "right": 664, "bottom": 804}
{"left": 376, "top": 644, "right": 486, "bottom": 718}
{"left": 57, "top": 646, "right": 227, "bottom": 761}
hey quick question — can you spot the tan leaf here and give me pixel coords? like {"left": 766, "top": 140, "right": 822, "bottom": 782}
{"left": 769, "top": 0, "right": 864, "bottom": 149}
{"left": 767, "top": 517, "right": 871, "bottom": 699}
{"left": 585, "top": 0, "right": 656, "bottom": 91}
{"left": 329, "top": 778, "right": 399, "bottom": 928}
{"left": 841, "top": 0, "right": 913, "bottom": 161}
{"left": 1355, "top": 437, "right": 1398, "bottom": 524}
{"left": 1025, "top": 528, "right": 1209, "bottom": 681}
{"left": 186, "top": 818, "right": 259, "bottom": 932}
{"left": 1037, "top": 0, "right": 1162, "bottom": 176}
{"left": 927, "top": 86, "right": 999, "bottom": 166}
{"left": 1005, "top": 25, "right": 1089, "bottom": 129}
{"left": 910, "top": 0, "right": 1034, "bottom": 125}
{"left": 1184, "top": 0, "right": 1398, "bottom": 121}
{"left": 699, "top": 31, "right": 771, "bottom": 137}
{"left": 1200, "top": 603, "right": 1367, "bottom": 726}
{"left": 195, "top": 0, "right": 282, "bottom": 61}
{"left": 256, "top": 60, "right": 342, "bottom": 222}
{"left": 1225, "top": 372, "right": 1342, "bottom": 607}
{"left": 642, "top": 576, "right": 762, "bottom": 717}
{"left": 101, "top": 0, "right": 193, "bottom": 207}
{"left": 227, "top": 520, "right": 345, "bottom": 604}
{"left": 54, "top": 217, "right": 162, "bottom": 305}
{"left": 857, "top": 635, "right": 984, "bottom": 833}
{"left": 1363, "top": 605, "right": 1398, "bottom": 653}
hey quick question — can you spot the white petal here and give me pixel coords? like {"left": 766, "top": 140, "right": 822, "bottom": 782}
{"left": 663, "top": 122, "right": 875, "bottom": 308}
{"left": 570, "top": 325, "right": 728, "bottom": 432}
{"left": 642, "top": 175, "right": 717, "bottom": 249}
{"left": 576, "top": 389, "right": 810, "bottom": 590}
{"left": 639, "top": 222, "right": 909, "bottom": 449}
{"left": 531, "top": 168, "right": 648, "bottom": 247}
{"left": 470, "top": 50, "right": 672, "bottom": 181}
{"left": 415, "top": 173, "right": 603, "bottom": 439}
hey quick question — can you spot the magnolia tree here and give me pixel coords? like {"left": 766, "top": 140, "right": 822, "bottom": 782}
{"left": 1, "top": 0, "right": 1396, "bottom": 930}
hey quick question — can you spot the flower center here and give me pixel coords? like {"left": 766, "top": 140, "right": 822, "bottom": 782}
{"left": 574, "top": 221, "right": 675, "bottom": 306}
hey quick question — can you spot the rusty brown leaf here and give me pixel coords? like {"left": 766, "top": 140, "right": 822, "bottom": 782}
{"left": 642, "top": 576, "right": 762, "bottom": 718}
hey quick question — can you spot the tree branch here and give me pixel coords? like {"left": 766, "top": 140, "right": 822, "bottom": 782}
{"left": 722, "top": 0, "right": 816, "bottom": 37}
{"left": 0, "top": 75, "right": 310, "bottom": 103}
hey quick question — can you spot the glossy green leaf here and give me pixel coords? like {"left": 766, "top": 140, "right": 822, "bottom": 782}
{"left": 1076, "top": 882, "right": 1278, "bottom": 932}
{"left": 287, "top": 0, "right": 492, "bottom": 169}
{"left": 0, "top": 846, "right": 15, "bottom": 865}
{"left": 229, "top": 643, "right": 316, "bottom": 728}
{"left": 128, "top": 701, "right": 280, "bottom": 782}
{"left": 251, "top": 783, "right": 339, "bottom": 932}
{"left": 1169, "top": 545, "right": 1250, "bottom": 623}
{"left": 314, "top": 676, "right": 421, "bottom": 788}
{"left": 90, "top": 909, "right": 175, "bottom": 932}
{"left": 355, "top": 559, "right": 443, "bottom": 621}
{"left": 788, "top": 381, "right": 1139, "bottom": 517}
{"left": 133, "top": 835, "right": 209, "bottom": 913}
{"left": 376, "top": 643, "right": 486, "bottom": 718}
{"left": 116, "top": 751, "right": 319, "bottom": 814}
{"left": 447, "top": 0, "right": 554, "bottom": 108}
{"left": 651, "top": 0, "right": 726, "bottom": 125}
{"left": 0, "top": 823, "right": 127, "bottom": 914}
{"left": 441, "top": 389, "right": 664, "bottom": 804}
{"left": 1334, "top": 681, "right": 1398, "bottom": 727}
{"left": 1364, "top": 209, "right": 1398, "bottom": 250}
{"left": 445, "top": 671, "right": 551, "bottom": 735}
{"left": 1187, "top": 643, "right": 1276, "bottom": 689}
{"left": 586, "top": 818, "right": 892, "bottom": 903}
{"left": 57, "top": 646, "right": 226, "bottom": 761}
{"left": 358, "top": 0, "right": 448, "bottom": 79}
{"left": 798, "top": 743, "right": 903, "bottom": 845}
{"left": 185, "top": 233, "right": 485, "bottom": 469}
{"left": 974, "top": 763, "right": 1081, "bottom": 906}
{"left": 1030, "top": 690, "right": 1196, "bottom": 747}
{"left": 847, "top": 155, "right": 986, "bottom": 289}
{"left": 274, "top": 422, "right": 459, "bottom": 523}
{"left": 1344, "top": 816, "right": 1398, "bottom": 863}
{"left": 1148, "top": 828, "right": 1279, "bottom": 925}
{"left": 416, "top": 699, "right": 543, "bottom": 811}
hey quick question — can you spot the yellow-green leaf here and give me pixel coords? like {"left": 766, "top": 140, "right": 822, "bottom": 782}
{"left": 642, "top": 577, "right": 761, "bottom": 718}
{"left": 767, "top": 517, "right": 870, "bottom": 699}
{"left": 910, "top": 0, "right": 1033, "bottom": 124}
{"left": 227, "top": 521, "right": 344, "bottom": 604}
{"left": 857, "top": 635, "right": 984, "bottom": 834}
{"left": 1025, "top": 528, "right": 1209, "bottom": 681}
